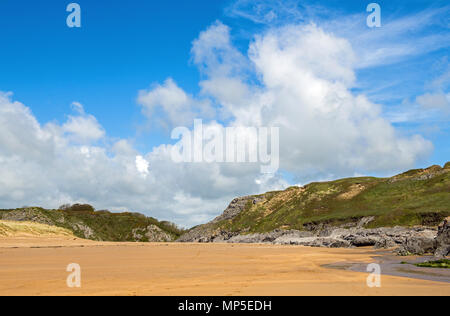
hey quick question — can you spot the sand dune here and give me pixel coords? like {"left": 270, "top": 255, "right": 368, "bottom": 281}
{"left": 0, "top": 221, "right": 75, "bottom": 238}
{"left": 0, "top": 236, "right": 449, "bottom": 296}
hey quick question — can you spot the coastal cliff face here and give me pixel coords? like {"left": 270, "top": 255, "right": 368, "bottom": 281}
{"left": 435, "top": 217, "right": 450, "bottom": 258}
{"left": 178, "top": 163, "right": 450, "bottom": 257}
{"left": 177, "top": 196, "right": 256, "bottom": 243}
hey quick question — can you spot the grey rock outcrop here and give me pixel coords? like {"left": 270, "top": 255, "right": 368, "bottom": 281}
{"left": 336, "top": 226, "right": 437, "bottom": 254}
{"left": 434, "top": 217, "right": 450, "bottom": 259}
{"left": 224, "top": 230, "right": 312, "bottom": 244}
{"left": 72, "top": 223, "right": 96, "bottom": 240}
{"left": 0, "top": 208, "right": 56, "bottom": 225}
{"left": 274, "top": 236, "right": 351, "bottom": 248}
{"left": 212, "top": 196, "right": 256, "bottom": 223}
{"left": 180, "top": 216, "right": 439, "bottom": 253}
{"left": 132, "top": 224, "right": 175, "bottom": 242}
{"left": 178, "top": 198, "right": 441, "bottom": 253}
{"left": 177, "top": 196, "right": 255, "bottom": 243}
{"left": 278, "top": 226, "right": 437, "bottom": 251}
{"left": 396, "top": 232, "right": 437, "bottom": 256}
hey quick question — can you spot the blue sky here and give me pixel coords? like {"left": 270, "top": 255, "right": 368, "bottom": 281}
{"left": 0, "top": 0, "right": 449, "bottom": 226}
{"left": 0, "top": 0, "right": 227, "bottom": 149}
{"left": 1, "top": 0, "right": 448, "bottom": 157}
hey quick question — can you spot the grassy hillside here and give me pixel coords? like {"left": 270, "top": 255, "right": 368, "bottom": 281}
{"left": 193, "top": 163, "right": 450, "bottom": 235}
{"left": 0, "top": 205, "right": 185, "bottom": 242}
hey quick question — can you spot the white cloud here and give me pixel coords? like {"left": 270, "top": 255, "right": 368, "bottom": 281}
{"left": 0, "top": 92, "right": 285, "bottom": 227}
{"left": 71, "top": 101, "right": 85, "bottom": 114}
{"left": 227, "top": 1, "right": 450, "bottom": 69}
{"left": 137, "top": 78, "right": 215, "bottom": 128}
{"left": 192, "top": 21, "right": 248, "bottom": 78}
{"left": 62, "top": 107, "right": 105, "bottom": 143}
{"left": 190, "top": 22, "right": 432, "bottom": 179}
{"left": 411, "top": 60, "right": 450, "bottom": 117}
{"left": 135, "top": 155, "right": 149, "bottom": 176}
{"left": 0, "top": 92, "right": 53, "bottom": 161}
{"left": 416, "top": 92, "right": 450, "bottom": 113}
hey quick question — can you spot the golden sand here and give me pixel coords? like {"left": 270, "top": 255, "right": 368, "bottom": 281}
{"left": 0, "top": 236, "right": 449, "bottom": 296}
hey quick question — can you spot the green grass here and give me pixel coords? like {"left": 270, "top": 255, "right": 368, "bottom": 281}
{"left": 415, "top": 259, "right": 450, "bottom": 269}
{"left": 206, "top": 163, "right": 450, "bottom": 234}
{"left": 0, "top": 207, "right": 186, "bottom": 242}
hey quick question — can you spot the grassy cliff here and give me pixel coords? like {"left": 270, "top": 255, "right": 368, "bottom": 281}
{"left": 185, "top": 163, "right": 450, "bottom": 237}
{"left": 0, "top": 205, "right": 185, "bottom": 242}
{"left": 2, "top": 163, "right": 449, "bottom": 242}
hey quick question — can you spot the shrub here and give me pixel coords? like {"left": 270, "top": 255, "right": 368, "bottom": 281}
{"left": 59, "top": 203, "right": 95, "bottom": 213}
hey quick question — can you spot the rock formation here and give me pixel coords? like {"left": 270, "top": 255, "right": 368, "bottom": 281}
{"left": 434, "top": 217, "right": 450, "bottom": 258}
{"left": 178, "top": 162, "right": 450, "bottom": 256}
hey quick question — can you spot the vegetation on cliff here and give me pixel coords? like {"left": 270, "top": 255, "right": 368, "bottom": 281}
{"left": 2, "top": 163, "right": 449, "bottom": 243}
{"left": 0, "top": 204, "right": 185, "bottom": 242}
{"left": 183, "top": 163, "right": 450, "bottom": 239}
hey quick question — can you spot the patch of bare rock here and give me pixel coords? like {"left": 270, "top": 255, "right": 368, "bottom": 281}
{"left": 434, "top": 217, "right": 450, "bottom": 258}
{"left": 179, "top": 216, "right": 449, "bottom": 258}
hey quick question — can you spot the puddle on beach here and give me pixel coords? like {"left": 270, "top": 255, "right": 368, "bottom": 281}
{"left": 323, "top": 252, "right": 450, "bottom": 284}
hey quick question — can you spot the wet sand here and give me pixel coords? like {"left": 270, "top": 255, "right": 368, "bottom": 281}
{"left": 0, "top": 237, "right": 449, "bottom": 296}
{"left": 329, "top": 254, "right": 450, "bottom": 284}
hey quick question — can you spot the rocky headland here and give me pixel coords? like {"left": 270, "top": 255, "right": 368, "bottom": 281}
{"left": 178, "top": 163, "right": 450, "bottom": 258}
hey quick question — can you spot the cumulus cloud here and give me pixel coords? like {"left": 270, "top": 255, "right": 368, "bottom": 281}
{"left": 135, "top": 155, "right": 150, "bottom": 176}
{"left": 190, "top": 22, "right": 432, "bottom": 180}
{"left": 0, "top": 92, "right": 285, "bottom": 227}
{"left": 62, "top": 103, "right": 105, "bottom": 143}
{"left": 192, "top": 21, "right": 248, "bottom": 78}
{"left": 137, "top": 78, "right": 215, "bottom": 128}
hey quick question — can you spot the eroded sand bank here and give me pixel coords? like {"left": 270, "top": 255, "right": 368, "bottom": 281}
{"left": 0, "top": 237, "right": 449, "bottom": 296}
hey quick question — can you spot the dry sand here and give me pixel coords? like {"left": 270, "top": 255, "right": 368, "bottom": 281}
{"left": 0, "top": 236, "right": 449, "bottom": 296}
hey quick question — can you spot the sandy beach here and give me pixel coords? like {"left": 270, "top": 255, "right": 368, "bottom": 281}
{"left": 0, "top": 236, "right": 448, "bottom": 296}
